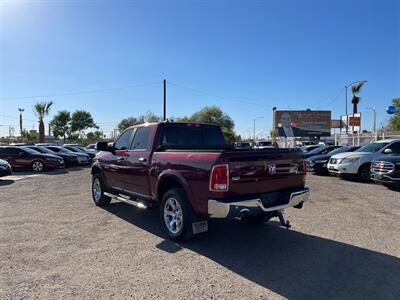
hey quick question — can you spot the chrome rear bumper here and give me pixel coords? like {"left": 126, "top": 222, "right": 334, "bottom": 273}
{"left": 208, "top": 188, "right": 310, "bottom": 218}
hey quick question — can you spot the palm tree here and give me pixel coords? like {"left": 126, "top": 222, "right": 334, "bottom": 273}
{"left": 351, "top": 82, "right": 365, "bottom": 114}
{"left": 34, "top": 101, "right": 53, "bottom": 143}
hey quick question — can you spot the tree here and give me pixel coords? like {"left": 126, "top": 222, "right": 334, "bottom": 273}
{"left": 388, "top": 97, "right": 400, "bottom": 131}
{"left": 117, "top": 117, "right": 141, "bottom": 131}
{"left": 177, "top": 106, "right": 236, "bottom": 141}
{"left": 351, "top": 82, "right": 365, "bottom": 114}
{"left": 70, "top": 110, "right": 97, "bottom": 137}
{"left": 50, "top": 110, "right": 71, "bottom": 142}
{"left": 86, "top": 130, "right": 104, "bottom": 143}
{"left": 21, "top": 129, "right": 38, "bottom": 142}
{"left": 117, "top": 112, "right": 162, "bottom": 131}
{"left": 34, "top": 101, "right": 53, "bottom": 143}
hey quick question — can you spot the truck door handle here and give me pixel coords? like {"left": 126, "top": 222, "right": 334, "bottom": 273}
{"left": 138, "top": 157, "right": 147, "bottom": 163}
{"left": 116, "top": 157, "right": 125, "bottom": 161}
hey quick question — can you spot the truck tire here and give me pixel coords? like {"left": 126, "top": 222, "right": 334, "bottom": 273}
{"left": 91, "top": 174, "right": 111, "bottom": 206}
{"left": 241, "top": 212, "right": 274, "bottom": 225}
{"left": 160, "top": 188, "right": 194, "bottom": 241}
{"left": 358, "top": 164, "right": 371, "bottom": 182}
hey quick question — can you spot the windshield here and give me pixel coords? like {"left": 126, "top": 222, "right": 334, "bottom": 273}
{"left": 37, "top": 147, "right": 55, "bottom": 154}
{"left": 306, "top": 146, "right": 326, "bottom": 155}
{"left": 60, "top": 148, "right": 74, "bottom": 154}
{"left": 328, "top": 147, "right": 351, "bottom": 156}
{"left": 356, "top": 142, "right": 389, "bottom": 153}
{"left": 21, "top": 146, "right": 41, "bottom": 154}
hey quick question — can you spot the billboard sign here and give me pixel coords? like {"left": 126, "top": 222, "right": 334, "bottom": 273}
{"left": 274, "top": 110, "right": 331, "bottom": 137}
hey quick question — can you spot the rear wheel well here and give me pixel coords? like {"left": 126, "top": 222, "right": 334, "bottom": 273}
{"left": 157, "top": 177, "right": 184, "bottom": 202}
{"left": 91, "top": 165, "right": 101, "bottom": 175}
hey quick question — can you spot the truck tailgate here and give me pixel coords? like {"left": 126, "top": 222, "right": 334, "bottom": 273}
{"left": 223, "top": 150, "right": 305, "bottom": 196}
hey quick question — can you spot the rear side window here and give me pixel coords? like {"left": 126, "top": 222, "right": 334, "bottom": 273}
{"left": 161, "top": 125, "right": 226, "bottom": 148}
{"left": 130, "top": 127, "right": 151, "bottom": 150}
{"left": 114, "top": 128, "right": 133, "bottom": 150}
{"left": 3, "top": 148, "right": 20, "bottom": 155}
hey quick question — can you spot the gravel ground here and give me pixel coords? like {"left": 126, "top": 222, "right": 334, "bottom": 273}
{"left": 0, "top": 168, "right": 399, "bottom": 299}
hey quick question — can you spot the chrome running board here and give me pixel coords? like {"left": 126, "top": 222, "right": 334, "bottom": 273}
{"left": 104, "top": 192, "right": 147, "bottom": 209}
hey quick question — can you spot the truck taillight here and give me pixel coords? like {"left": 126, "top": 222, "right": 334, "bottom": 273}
{"left": 303, "top": 160, "right": 307, "bottom": 176}
{"left": 209, "top": 164, "right": 229, "bottom": 192}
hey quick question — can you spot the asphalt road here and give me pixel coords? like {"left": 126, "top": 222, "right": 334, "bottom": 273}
{"left": 1, "top": 168, "right": 399, "bottom": 299}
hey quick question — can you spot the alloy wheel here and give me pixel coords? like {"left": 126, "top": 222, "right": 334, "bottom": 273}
{"left": 92, "top": 177, "right": 102, "bottom": 201}
{"left": 163, "top": 197, "right": 183, "bottom": 234}
{"left": 32, "top": 161, "right": 44, "bottom": 172}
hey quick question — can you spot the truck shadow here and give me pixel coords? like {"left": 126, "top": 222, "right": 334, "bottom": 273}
{"left": 103, "top": 203, "right": 400, "bottom": 299}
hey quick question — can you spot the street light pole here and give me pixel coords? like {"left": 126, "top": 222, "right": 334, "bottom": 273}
{"left": 366, "top": 107, "right": 376, "bottom": 140}
{"left": 344, "top": 80, "right": 368, "bottom": 133}
{"left": 253, "top": 116, "right": 264, "bottom": 143}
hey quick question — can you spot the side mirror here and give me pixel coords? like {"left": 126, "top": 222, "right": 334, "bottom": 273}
{"left": 384, "top": 148, "right": 392, "bottom": 154}
{"left": 96, "top": 141, "right": 110, "bottom": 152}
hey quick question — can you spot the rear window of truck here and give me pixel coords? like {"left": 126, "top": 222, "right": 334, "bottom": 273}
{"left": 160, "top": 124, "right": 227, "bottom": 149}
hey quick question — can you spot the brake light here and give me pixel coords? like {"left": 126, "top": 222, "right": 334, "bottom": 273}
{"left": 209, "top": 164, "right": 229, "bottom": 192}
{"left": 303, "top": 160, "right": 307, "bottom": 176}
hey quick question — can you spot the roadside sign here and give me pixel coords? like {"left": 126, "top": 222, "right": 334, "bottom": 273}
{"left": 348, "top": 116, "right": 361, "bottom": 127}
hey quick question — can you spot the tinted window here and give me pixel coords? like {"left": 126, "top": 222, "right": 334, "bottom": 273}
{"left": 21, "top": 147, "right": 40, "bottom": 154}
{"left": 131, "top": 127, "right": 151, "bottom": 150}
{"left": 388, "top": 142, "right": 400, "bottom": 154}
{"left": 47, "top": 146, "right": 60, "bottom": 152}
{"left": 3, "top": 147, "right": 20, "bottom": 155}
{"left": 161, "top": 125, "right": 226, "bottom": 148}
{"left": 115, "top": 128, "right": 133, "bottom": 150}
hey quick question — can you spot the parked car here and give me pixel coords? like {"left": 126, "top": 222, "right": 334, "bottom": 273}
{"left": 233, "top": 142, "right": 252, "bottom": 149}
{"left": 303, "top": 145, "right": 341, "bottom": 159}
{"left": 86, "top": 144, "right": 97, "bottom": 150}
{"left": 0, "top": 146, "right": 64, "bottom": 172}
{"left": 327, "top": 139, "right": 400, "bottom": 181}
{"left": 91, "top": 122, "right": 309, "bottom": 241}
{"left": 26, "top": 146, "right": 78, "bottom": 167}
{"left": 0, "top": 159, "right": 12, "bottom": 177}
{"left": 63, "top": 145, "right": 96, "bottom": 159}
{"left": 306, "top": 146, "right": 359, "bottom": 174}
{"left": 253, "top": 141, "right": 273, "bottom": 149}
{"left": 45, "top": 146, "right": 91, "bottom": 165}
{"left": 300, "top": 144, "right": 323, "bottom": 153}
{"left": 371, "top": 154, "right": 400, "bottom": 190}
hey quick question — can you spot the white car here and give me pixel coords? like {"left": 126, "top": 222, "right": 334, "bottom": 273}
{"left": 327, "top": 139, "right": 400, "bottom": 181}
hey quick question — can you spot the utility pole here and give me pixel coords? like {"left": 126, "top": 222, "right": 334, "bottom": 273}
{"left": 18, "top": 108, "right": 24, "bottom": 135}
{"left": 366, "top": 107, "right": 376, "bottom": 140}
{"left": 253, "top": 116, "right": 264, "bottom": 143}
{"left": 163, "top": 79, "right": 167, "bottom": 121}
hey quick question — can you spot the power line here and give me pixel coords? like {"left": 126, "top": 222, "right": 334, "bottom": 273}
{"left": 0, "top": 114, "right": 37, "bottom": 122}
{"left": 168, "top": 81, "right": 274, "bottom": 108}
{"left": 0, "top": 81, "right": 162, "bottom": 100}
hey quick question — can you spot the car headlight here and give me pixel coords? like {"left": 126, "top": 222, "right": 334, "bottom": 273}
{"left": 315, "top": 160, "right": 328, "bottom": 163}
{"left": 341, "top": 156, "right": 361, "bottom": 164}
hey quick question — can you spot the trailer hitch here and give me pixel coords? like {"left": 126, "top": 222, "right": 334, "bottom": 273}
{"left": 276, "top": 210, "right": 291, "bottom": 229}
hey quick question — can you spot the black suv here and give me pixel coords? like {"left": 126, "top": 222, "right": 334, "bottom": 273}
{"left": 371, "top": 154, "right": 400, "bottom": 190}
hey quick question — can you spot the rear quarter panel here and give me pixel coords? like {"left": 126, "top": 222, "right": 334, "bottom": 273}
{"left": 151, "top": 151, "right": 223, "bottom": 216}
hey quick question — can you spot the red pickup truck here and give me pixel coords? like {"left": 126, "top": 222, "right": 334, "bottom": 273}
{"left": 92, "top": 122, "right": 309, "bottom": 241}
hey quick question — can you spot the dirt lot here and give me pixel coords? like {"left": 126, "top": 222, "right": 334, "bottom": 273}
{"left": 0, "top": 168, "right": 399, "bottom": 299}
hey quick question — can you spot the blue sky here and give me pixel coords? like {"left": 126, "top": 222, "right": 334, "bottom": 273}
{"left": 0, "top": 0, "right": 399, "bottom": 138}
